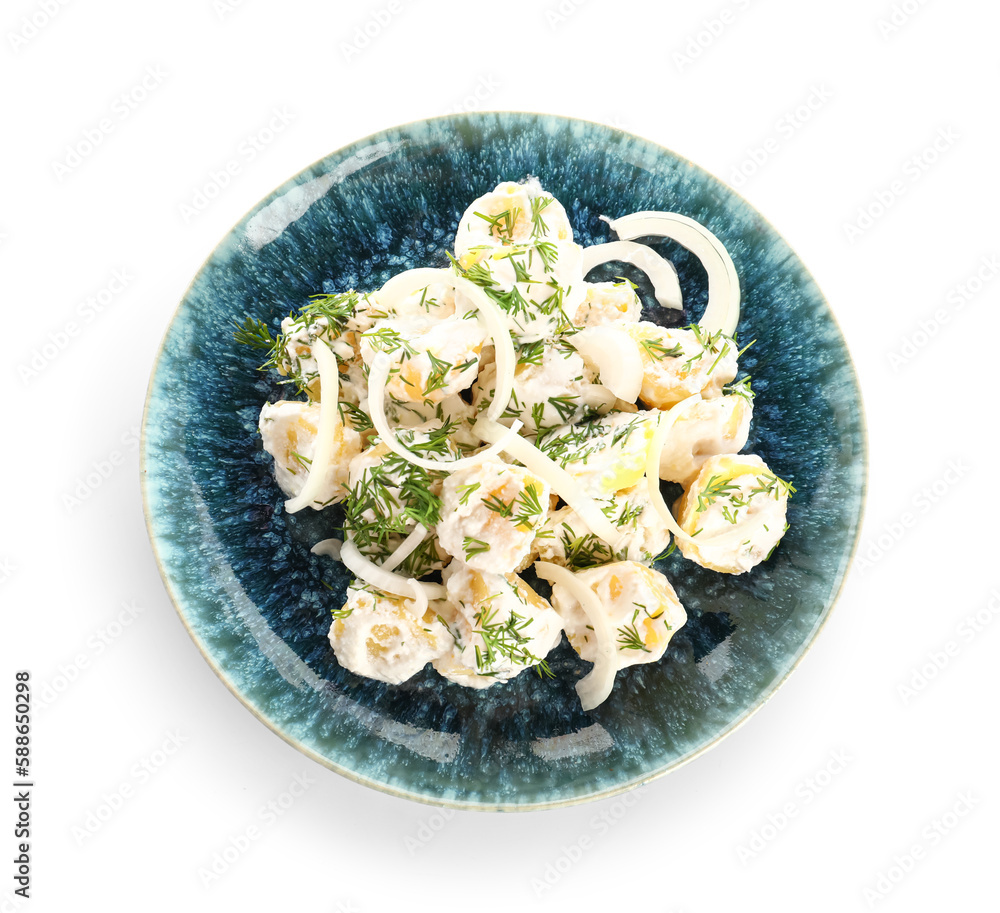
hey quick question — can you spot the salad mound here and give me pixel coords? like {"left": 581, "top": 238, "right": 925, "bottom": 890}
{"left": 238, "top": 178, "right": 793, "bottom": 710}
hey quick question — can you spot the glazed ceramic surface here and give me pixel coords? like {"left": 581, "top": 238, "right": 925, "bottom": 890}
{"left": 142, "top": 113, "right": 866, "bottom": 810}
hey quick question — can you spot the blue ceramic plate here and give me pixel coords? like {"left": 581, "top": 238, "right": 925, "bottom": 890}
{"left": 142, "top": 113, "right": 866, "bottom": 810}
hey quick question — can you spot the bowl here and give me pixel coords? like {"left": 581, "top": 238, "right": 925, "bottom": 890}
{"left": 141, "top": 112, "right": 866, "bottom": 810}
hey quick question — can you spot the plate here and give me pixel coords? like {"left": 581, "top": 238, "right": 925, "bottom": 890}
{"left": 141, "top": 112, "right": 866, "bottom": 810}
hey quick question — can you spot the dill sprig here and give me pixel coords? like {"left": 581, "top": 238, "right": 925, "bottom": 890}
{"left": 510, "top": 254, "right": 533, "bottom": 284}
{"left": 446, "top": 250, "right": 495, "bottom": 287}
{"left": 342, "top": 436, "right": 447, "bottom": 575}
{"left": 234, "top": 316, "right": 276, "bottom": 350}
{"left": 639, "top": 337, "right": 683, "bottom": 361}
{"left": 530, "top": 196, "right": 552, "bottom": 238}
{"left": 338, "top": 401, "right": 374, "bottom": 433}
{"left": 559, "top": 526, "right": 622, "bottom": 569}
{"left": 423, "top": 352, "right": 475, "bottom": 397}
{"left": 463, "top": 537, "right": 491, "bottom": 559}
{"left": 456, "top": 482, "right": 481, "bottom": 506}
{"left": 539, "top": 414, "right": 646, "bottom": 469}
{"left": 361, "top": 326, "right": 417, "bottom": 359}
{"left": 765, "top": 522, "right": 791, "bottom": 560}
{"left": 534, "top": 240, "right": 559, "bottom": 271}
{"left": 705, "top": 340, "right": 733, "bottom": 376}
{"left": 696, "top": 475, "right": 742, "bottom": 512}
{"left": 301, "top": 291, "right": 357, "bottom": 330}
{"left": 548, "top": 394, "right": 580, "bottom": 424}
{"left": 473, "top": 207, "right": 520, "bottom": 243}
{"left": 517, "top": 340, "right": 546, "bottom": 367}
{"left": 289, "top": 451, "right": 312, "bottom": 473}
{"left": 473, "top": 605, "right": 552, "bottom": 677}
{"left": 512, "top": 483, "right": 545, "bottom": 528}
{"left": 530, "top": 402, "right": 547, "bottom": 431}
{"left": 682, "top": 324, "right": 727, "bottom": 374}
{"left": 749, "top": 473, "right": 796, "bottom": 501}
{"left": 616, "top": 622, "right": 650, "bottom": 653}
{"left": 723, "top": 376, "right": 755, "bottom": 403}
{"left": 482, "top": 492, "right": 514, "bottom": 518}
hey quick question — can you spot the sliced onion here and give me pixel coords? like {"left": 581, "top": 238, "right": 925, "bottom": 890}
{"left": 535, "top": 561, "right": 617, "bottom": 711}
{"left": 406, "top": 578, "right": 429, "bottom": 616}
{"left": 579, "top": 384, "right": 618, "bottom": 414}
{"left": 609, "top": 212, "right": 740, "bottom": 337}
{"left": 646, "top": 397, "right": 773, "bottom": 550}
{"left": 646, "top": 395, "right": 707, "bottom": 544}
{"left": 339, "top": 540, "right": 445, "bottom": 608}
{"left": 442, "top": 273, "right": 515, "bottom": 422}
{"left": 379, "top": 522, "right": 428, "bottom": 573}
{"left": 285, "top": 338, "right": 341, "bottom": 514}
{"left": 311, "top": 538, "right": 343, "bottom": 561}
{"left": 372, "top": 268, "right": 453, "bottom": 313}
{"left": 581, "top": 240, "right": 683, "bottom": 310}
{"left": 368, "top": 353, "right": 523, "bottom": 472}
{"left": 362, "top": 266, "right": 521, "bottom": 473}
{"left": 570, "top": 327, "right": 643, "bottom": 402}
{"left": 473, "top": 417, "right": 626, "bottom": 550}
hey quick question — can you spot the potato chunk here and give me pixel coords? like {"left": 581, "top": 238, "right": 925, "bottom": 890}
{"left": 328, "top": 582, "right": 453, "bottom": 685}
{"left": 258, "top": 399, "right": 362, "bottom": 507}
{"left": 433, "top": 565, "right": 563, "bottom": 687}
{"left": 625, "top": 323, "right": 738, "bottom": 409}
{"left": 549, "top": 561, "right": 686, "bottom": 669}
{"left": 674, "top": 453, "right": 792, "bottom": 574}
{"left": 437, "top": 459, "right": 550, "bottom": 573}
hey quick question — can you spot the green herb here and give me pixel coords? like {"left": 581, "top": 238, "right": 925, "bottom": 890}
{"left": 338, "top": 401, "right": 374, "bottom": 433}
{"left": 530, "top": 196, "right": 552, "bottom": 238}
{"left": 530, "top": 401, "right": 547, "bottom": 431}
{"left": 473, "top": 605, "right": 553, "bottom": 677}
{"left": 512, "top": 483, "right": 544, "bottom": 528}
{"left": 749, "top": 473, "right": 796, "bottom": 501}
{"left": 289, "top": 451, "right": 312, "bottom": 472}
{"left": 510, "top": 255, "right": 533, "bottom": 284}
{"left": 473, "top": 207, "right": 520, "bottom": 243}
{"left": 696, "top": 474, "right": 742, "bottom": 512}
{"left": 301, "top": 292, "right": 357, "bottom": 329}
{"left": 639, "top": 337, "right": 683, "bottom": 361}
{"left": 456, "top": 482, "right": 481, "bottom": 506}
{"left": 234, "top": 316, "right": 276, "bottom": 350}
{"left": 361, "top": 326, "right": 416, "bottom": 358}
{"left": 534, "top": 240, "right": 559, "bottom": 271}
{"left": 517, "top": 340, "right": 546, "bottom": 367}
{"left": 560, "top": 526, "right": 622, "bottom": 569}
{"left": 765, "top": 522, "right": 791, "bottom": 560}
{"left": 723, "top": 376, "right": 755, "bottom": 402}
{"left": 463, "top": 537, "right": 491, "bottom": 559}
{"left": 705, "top": 340, "right": 732, "bottom": 376}
{"left": 482, "top": 493, "right": 514, "bottom": 518}
{"left": 423, "top": 351, "right": 454, "bottom": 397}
{"left": 548, "top": 394, "right": 580, "bottom": 423}
{"left": 617, "top": 622, "right": 650, "bottom": 653}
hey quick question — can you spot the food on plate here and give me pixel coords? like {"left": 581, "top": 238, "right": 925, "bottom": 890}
{"left": 328, "top": 581, "right": 453, "bottom": 685}
{"left": 656, "top": 386, "right": 753, "bottom": 485}
{"left": 236, "top": 178, "right": 793, "bottom": 710}
{"left": 258, "top": 399, "right": 362, "bottom": 508}
{"left": 433, "top": 564, "right": 564, "bottom": 688}
{"left": 550, "top": 560, "right": 687, "bottom": 669}
{"left": 674, "top": 453, "right": 792, "bottom": 574}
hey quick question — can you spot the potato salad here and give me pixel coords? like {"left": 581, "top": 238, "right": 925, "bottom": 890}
{"left": 238, "top": 178, "right": 794, "bottom": 710}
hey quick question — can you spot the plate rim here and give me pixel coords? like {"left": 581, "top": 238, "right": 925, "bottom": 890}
{"left": 140, "top": 110, "right": 870, "bottom": 811}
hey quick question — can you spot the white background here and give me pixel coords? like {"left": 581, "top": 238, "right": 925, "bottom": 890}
{"left": 2, "top": 0, "right": 997, "bottom": 910}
